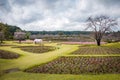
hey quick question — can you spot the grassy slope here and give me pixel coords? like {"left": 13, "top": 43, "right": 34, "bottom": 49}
{"left": 0, "top": 42, "right": 78, "bottom": 70}
{"left": 0, "top": 41, "right": 120, "bottom": 80}
{"left": 1, "top": 72, "right": 120, "bottom": 80}
{"left": 103, "top": 42, "right": 120, "bottom": 48}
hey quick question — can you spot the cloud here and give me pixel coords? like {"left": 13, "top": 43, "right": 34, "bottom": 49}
{"left": 0, "top": 0, "right": 120, "bottom": 31}
{"left": 0, "top": 0, "right": 11, "bottom": 13}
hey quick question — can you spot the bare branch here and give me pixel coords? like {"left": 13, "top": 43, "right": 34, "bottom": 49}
{"left": 85, "top": 15, "right": 118, "bottom": 46}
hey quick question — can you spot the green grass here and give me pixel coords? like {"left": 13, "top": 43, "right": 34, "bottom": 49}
{"left": 0, "top": 41, "right": 120, "bottom": 80}
{"left": 0, "top": 72, "right": 120, "bottom": 80}
{"left": 0, "top": 42, "right": 78, "bottom": 70}
{"left": 103, "top": 42, "right": 120, "bottom": 48}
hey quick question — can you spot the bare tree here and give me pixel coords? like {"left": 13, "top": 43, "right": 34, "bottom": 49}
{"left": 86, "top": 15, "right": 117, "bottom": 46}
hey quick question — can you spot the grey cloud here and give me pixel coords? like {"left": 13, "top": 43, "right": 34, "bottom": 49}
{"left": 98, "top": 0, "right": 120, "bottom": 6}
{"left": 0, "top": 0, "right": 120, "bottom": 31}
{"left": 11, "top": 0, "right": 35, "bottom": 6}
{"left": 20, "top": 13, "right": 44, "bottom": 24}
{"left": 43, "top": 0, "right": 76, "bottom": 13}
{"left": 0, "top": 0, "right": 11, "bottom": 13}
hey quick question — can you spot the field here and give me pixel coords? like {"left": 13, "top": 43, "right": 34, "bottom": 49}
{"left": 13, "top": 46, "right": 56, "bottom": 53}
{"left": 26, "top": 56, "right": 120, "bottom": 74}
{"left": 0, "top": 41, "right": 120, "bottom": 80}
{"left": 72, "top": 47, "right": 120, "bottom": 55}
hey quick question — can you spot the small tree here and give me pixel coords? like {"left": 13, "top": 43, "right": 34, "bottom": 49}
{"left": 0, "top": 23, "right": 5, "bottom": 44}
{"left": 0, "top": 32, "right": 4, "bottom": 44}
{"left": 85, "top": 15, "right": 117, "bottom": 46}
{"left": 14, "top": 32, "right": 26, "bottom": 43}
{"left": 25, "top": 32, "right": 31, "bottom": 39}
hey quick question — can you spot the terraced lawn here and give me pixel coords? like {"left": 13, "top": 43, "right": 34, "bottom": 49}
{"left": 0, "top": 50, "right": 20, "bottom": 59}
{"left": 25, "top": 56, "right": 120, "bottom": 74}
{"left": 0, "top": 42, "right": 78, "bottom": 71}
{"left": 0, "top": 41, "right": 120, "bottom": 80}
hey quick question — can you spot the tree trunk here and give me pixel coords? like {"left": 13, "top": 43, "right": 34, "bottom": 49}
{"left": 0, "top": 40, "right": 2, "bottom": 44}
{"left": 0, "top": 39, "right": 3, "bottom": 43}
{"left": 96, "top": 39, "right": 101, "bottom": 46}
{"left": 19, "top": 39, "right": 21, "bottom": 44}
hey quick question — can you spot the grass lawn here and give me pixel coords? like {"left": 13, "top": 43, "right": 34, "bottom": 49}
{"left": 0, "top": 41, "right": 120, "bottom": 80}
{"left": 1, "top": 72, "right": 120, "bottom": 80}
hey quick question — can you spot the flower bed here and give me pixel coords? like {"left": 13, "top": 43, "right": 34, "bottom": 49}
{"left": 72, "top": 47, "right": 120, "bottom": 55}
{"left": 0, "top": 50, "right": 20, "bottom": 59}
{"left": 61, "top": 42, "right": 106, "bottom": 45}
{"left": 16, "top": 46, "right": 55, "bottom": 53}
{"left": 25, "top": 56, "right": 120, "bottom": 74}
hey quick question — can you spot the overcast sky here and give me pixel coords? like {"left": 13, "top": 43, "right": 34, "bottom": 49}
{"left": 0, "top": 0, "right": 120, "bottom": 31}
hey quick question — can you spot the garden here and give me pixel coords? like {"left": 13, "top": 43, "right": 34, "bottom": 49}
{"left": 0, "top": 41, "right": 120, "bottom": 80}
{"left": 25, "top": 56, "right": 120, "bottom": 74}
{"left": 25, "top": 44, "right": 120, "bottom": 74}
{"left": 0, "top": 50, "right": 20, "bottom": 59}
{"left": 72, "top": 47, "right": 120, "bottom": 55}
{"left": 13, "top": 46, "right": 56, "bottom": 53}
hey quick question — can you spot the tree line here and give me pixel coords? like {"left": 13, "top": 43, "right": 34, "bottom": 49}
{"left": 28, "top": 31, "right": 92, "bottom": 35}
{"left": 0, "top": 22, "right": 22, "bottom": 43}
{"left": 0, "top": 15, "right": 119, "bottom": 46}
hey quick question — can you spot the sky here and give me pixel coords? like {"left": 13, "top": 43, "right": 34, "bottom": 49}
{"left": 0, "top": 0, "right": 120, "bottom": 31}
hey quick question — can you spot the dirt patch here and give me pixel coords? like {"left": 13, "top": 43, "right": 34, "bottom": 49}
{"left": 61, "top": 42, "right": 106, "bottom": 45}
{"left": 3, "top": 68, "right": 20, "bottom": 73}
{"left": 0, "top": 50, "right": 20, "bottom": 59}
{"left": 25, "top": 56, "right": 120, "bottom": 74}
{"left": 72, "top": 47, "right": 120, "bottom": 55}
{"left": 0, "top": 44, "right": 13, "bottom": 46}
{"left": 15, "top": 46, "right": 55, "bottom": 53}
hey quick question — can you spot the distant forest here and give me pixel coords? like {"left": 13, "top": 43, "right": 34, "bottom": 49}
{"left": 0, "top": 22, "right": 21, "bottom": 39}
{"left": 28, "top": 31, "right": 92, "bottom": 35}
{"left": 0, "top": 22, "right": 120, "bottom": 40}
